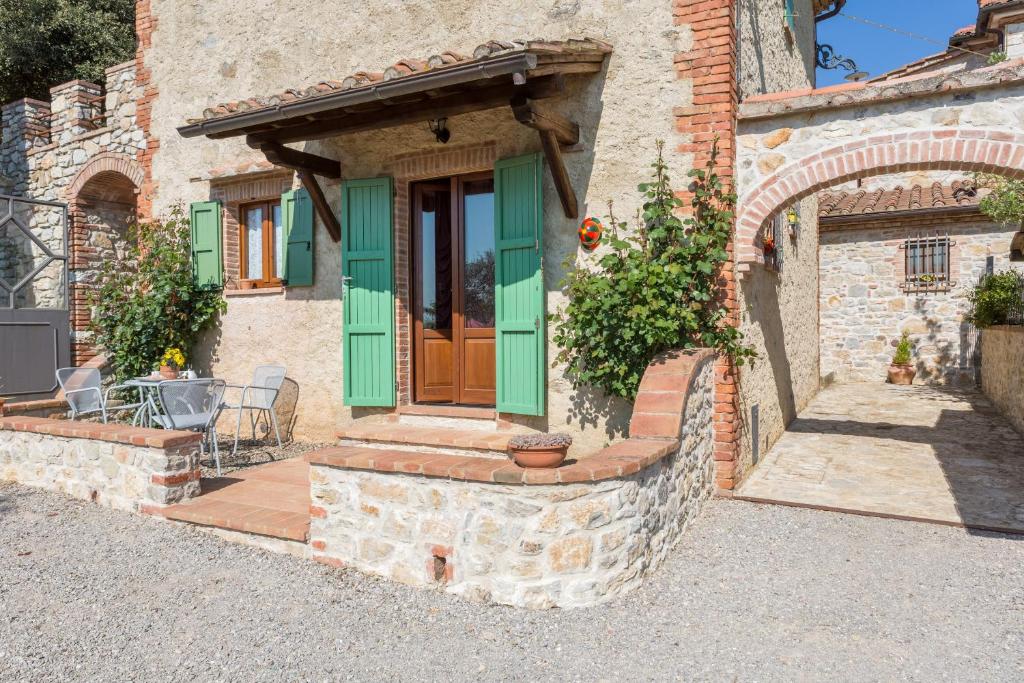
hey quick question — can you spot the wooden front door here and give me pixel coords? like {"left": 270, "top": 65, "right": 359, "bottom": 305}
{"left": 413, "top": 173, "right": 496, "bottom": 405}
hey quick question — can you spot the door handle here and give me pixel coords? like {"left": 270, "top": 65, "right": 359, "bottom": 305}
{"left": 341, "top": 275, "right": 353, "bottom": 301}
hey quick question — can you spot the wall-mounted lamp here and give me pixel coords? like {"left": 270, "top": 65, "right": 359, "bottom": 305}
{"left": 428, "top": 118, "right": 450, "bottom": 144}
{"left": 786, "top": 206, "right": 800, "bottom": 238}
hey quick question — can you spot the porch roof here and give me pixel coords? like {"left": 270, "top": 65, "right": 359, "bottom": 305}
{"left": 176, "top": 38, "right": 611, "bottom": 143}
{"left": 818, "top": 180, "right": 985, "bottom": 222}
{"left": 177, "top": 38, "right": 612, "bottom": 237}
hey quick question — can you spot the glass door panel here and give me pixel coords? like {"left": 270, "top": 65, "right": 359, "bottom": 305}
{"left": 458, "top": 177, "right": 496, "bottom": 405}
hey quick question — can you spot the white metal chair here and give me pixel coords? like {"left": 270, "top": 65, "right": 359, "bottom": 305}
{"left": 222, "top": 365, "right": 287, "bottom": 457}
{"left": 150, "top": 378, "right": 227, "bottom": 475}
{"left": 56, "top": 367, "right": 143, "bottom": 423}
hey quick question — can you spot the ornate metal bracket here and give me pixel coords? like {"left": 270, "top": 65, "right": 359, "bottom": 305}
{"left": 816, "top": 43, "right": 859, "bottom": 73}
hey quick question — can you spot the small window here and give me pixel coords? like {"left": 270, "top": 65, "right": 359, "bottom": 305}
{"left": 901, "top": 234, "right": 956, "bottom": 293}
{"left": 763, "top": 211, "right": 785, "bottom": 273}
{"left": 239, "top": 199, "right": 283, "bottom": 287}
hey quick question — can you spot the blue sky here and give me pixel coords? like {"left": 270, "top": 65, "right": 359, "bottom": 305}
{"left": 816, "top": 1, "right": 979, "bottom": 86}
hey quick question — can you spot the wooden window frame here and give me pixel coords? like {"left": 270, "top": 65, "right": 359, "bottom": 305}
{"left": 238, "top": 199, "right": 283, "bottom": 288}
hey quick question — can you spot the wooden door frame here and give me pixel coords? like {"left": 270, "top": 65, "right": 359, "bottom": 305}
{"left": 410, "top": 172, "right": 495, "bottom": 406}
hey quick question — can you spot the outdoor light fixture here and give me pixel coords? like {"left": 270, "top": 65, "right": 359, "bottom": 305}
{"left": 428, "top": 118, "right": 450, "bottom": 144}
{"left": 786, "top": 206, "right": 800, "bottom": 237}
{"left": 816, "top": 43, "right": 868, "bottom": 82}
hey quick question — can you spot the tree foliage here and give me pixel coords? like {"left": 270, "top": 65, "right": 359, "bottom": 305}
{"left": 0, "top": 0, "right": 135, "bottom": 103}
{"left": 551, "top": 140, "right": 755, "bottom": 401}
{"left": 90, "top": 208, "right": 226, "bottom": 381}
{"left": 977, "top": 174, "right": 1024, "bottom": 229}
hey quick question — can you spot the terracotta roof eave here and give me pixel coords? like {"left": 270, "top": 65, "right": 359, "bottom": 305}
{"left": 178, "top": 50, "right": 542, "bottom": 140}
{"left": 819, "top": 203, "right": 984, "bottom": 225}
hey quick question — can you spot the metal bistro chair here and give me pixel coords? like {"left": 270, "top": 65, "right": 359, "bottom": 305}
{"left": 150, "top": 379, "right": 227, "bottom": 475}
{"left": 56, "top": 367, "right": 144, "bottom": 423}
{"left": 223, "top": 365, "right": 287, "bottom": 457}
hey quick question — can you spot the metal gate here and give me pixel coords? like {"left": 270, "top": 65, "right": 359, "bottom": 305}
{"left": 0, "top": 195, "right": 70, "bottom": 401}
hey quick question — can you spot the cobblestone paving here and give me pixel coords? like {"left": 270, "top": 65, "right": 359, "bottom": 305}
{"left": 1, "top": 483, "right": 1022, "bottom": 681}
{"left": 739, "top": 383, "right": 1024, "bottom": 532}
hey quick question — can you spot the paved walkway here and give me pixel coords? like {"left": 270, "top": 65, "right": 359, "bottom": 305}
{"left": 738, "top": 382, "right": 1024, "bottom": 533}
{"left": 3, "top": 483, "right": 1022, "bottom": 681}
{"left": 162, "top": 457, "right": 310, "bottom": 541}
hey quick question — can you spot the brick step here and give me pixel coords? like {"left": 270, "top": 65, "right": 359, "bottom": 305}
{"left": 336, "top": 423, "right": 517, "bottom": 457}
{"left": 162, "top": 498, "right": 310, "bottom": 542}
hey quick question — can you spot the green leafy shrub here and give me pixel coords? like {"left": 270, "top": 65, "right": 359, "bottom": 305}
{"left": 90, "top": 207, "right": 226, "bottom": 381}
{"left": 977, "top": 174, "right": 1024, "bottom": 228}
{"left": 966, "top": 270, "right": 1024, "bottom": 328}
{"left": 551, "top": 140, "right": 755, "bottom": 401}
{"left": 892, "top": 331, "right": 912, "bottom": 366}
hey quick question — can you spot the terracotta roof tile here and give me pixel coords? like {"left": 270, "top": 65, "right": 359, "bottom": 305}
{"left": 818, "top": 181, "right": 985, "bottom": 219}
{"left": 188, "top": 38, "right": 612, "bottom": 125}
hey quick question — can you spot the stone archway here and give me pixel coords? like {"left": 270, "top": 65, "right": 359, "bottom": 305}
{"left": 736, "top": 129, "right": 1024, "bottom": 270}
{"left": 65, "top": 153, "right": 143, "bottom": 365}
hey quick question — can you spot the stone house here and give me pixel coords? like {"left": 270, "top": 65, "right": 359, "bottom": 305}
{"left": 3, "top": 0, "right": 1024, "bottom": 497}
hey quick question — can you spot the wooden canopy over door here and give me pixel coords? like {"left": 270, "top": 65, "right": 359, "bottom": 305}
{"left": 413, "top": 173, "right": 496, "bottom": 406}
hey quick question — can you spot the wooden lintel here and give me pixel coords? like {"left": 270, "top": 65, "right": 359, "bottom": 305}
{"left": 240, "top": 75, "right": 567, "bottom": 145}
{"left": 538, "top": 130, "right": 577, "bottom": 219}
{"left": 297, "top": 170, "right": 341, "bottom": 243}
{"left": 510, "top": 95, "right": 579, "bottom": 146}
{"left": 249, "top": 139, "right": 342, "bottom": 178}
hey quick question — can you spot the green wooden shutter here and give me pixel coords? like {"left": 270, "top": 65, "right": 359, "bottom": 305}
{"left": 282, "top": 188, "right": 314, "bottom": 286}
{"left": 342, "top": 177, "right": 395, "bottom": 407}
{"left": 494, "top": 153, "right": 545, "bottom": 416}
{"left": 190, "top": 200, "right": 223, "bottom": 290}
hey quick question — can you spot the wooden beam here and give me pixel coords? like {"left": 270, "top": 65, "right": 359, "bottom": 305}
{"left": 510, "top": 95, "right": 579, "bottom": 146}
{"left": 297, "top": 170, "right": 341, "bottom": 243}
{"left": 250, "top": 140, "right": 342, "bottom": 178}
{"left": 538, "top": 129, "right": 577, "bottom": 219}
{"left": 241, "top": 75, "right": 567, "bottom": 145}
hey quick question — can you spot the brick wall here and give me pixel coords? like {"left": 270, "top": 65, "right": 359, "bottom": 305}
{"left": 673, "top": 0, "right": 742, "bottom": 490}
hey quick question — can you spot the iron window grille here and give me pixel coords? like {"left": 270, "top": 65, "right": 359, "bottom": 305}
{"left": 901, "top": 234, "right": 956, "bottom": 293}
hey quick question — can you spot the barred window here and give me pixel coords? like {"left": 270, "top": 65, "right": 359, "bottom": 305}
{"left": 901, "top": 235, "right": 955, "bottom": 292}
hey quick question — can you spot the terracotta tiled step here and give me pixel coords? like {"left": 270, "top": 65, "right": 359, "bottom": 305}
{"left": 160, "top": 458, "right": 310, "bottom": 542}
{"left": 336, "top": 424, "right": 517, "bottom": 453}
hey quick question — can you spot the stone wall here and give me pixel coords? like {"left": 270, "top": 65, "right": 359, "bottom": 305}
{"left": 307, "top": 350, "right": 716, "bottom": 608}
{"left": 0, "top": 416, "right": 202, "bottom": 513}
{"left": 981, "top": 326, "right": 1024, "bottom": 434}
{"left": 819, "top": 213, "right": 1022, "bottom": 385}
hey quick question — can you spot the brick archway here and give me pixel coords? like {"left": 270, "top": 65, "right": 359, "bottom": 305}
{"left": 736, "top": 129, "right": 1024, "bottom": 271}
{"left": 65, "top": 153, "right": 143, "bottom": 365}
{"left": 65, "top": 152, "right": 145, "bottom": 200}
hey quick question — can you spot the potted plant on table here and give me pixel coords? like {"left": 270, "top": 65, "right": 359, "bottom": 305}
{"left": 159, "top": 347, "right": 186, "bottom": 380}
{"left": 508, "top": 433, "right": 573, "bottom": 469}
{"left": 887, "top": 332, "right": 916, "bottom": 385}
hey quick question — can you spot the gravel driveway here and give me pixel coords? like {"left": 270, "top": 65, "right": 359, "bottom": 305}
{"left": 1, "top": 482, "right": 1022, "bottom": 682}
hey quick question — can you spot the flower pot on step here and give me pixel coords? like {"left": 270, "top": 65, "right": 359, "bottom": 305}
{"left": 507, "top": 433, "right": 573, "bottom": 469}
{"left": 887, "top": 364, "right": 916, "bottom": 385}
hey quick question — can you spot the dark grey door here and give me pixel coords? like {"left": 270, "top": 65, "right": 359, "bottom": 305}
{"left": 0, "top": 195, "right": 70, "bottom": 401}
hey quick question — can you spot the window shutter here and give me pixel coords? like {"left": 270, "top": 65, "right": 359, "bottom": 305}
{"left": 341, "top": 177, "right": 395, "bottom": 407}
{"left": 282, "top": 188, "right": 314, "bottom": 286}
{"left": 190, "top": 201, "right": 223, "bottom": 290}
{"left": 494, "top": 153, "right": 545, "bottom": 416}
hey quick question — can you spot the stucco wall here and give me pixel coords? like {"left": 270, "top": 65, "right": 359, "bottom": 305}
{"left": 147, "top": 0, "right": 693, "bottom": 444}
{"left": 981, "top": 326, "right": 1024, "bottom": 435}
{"left": 737, "top": 0, "right": 817, "bottom": 99}
{"left": 734, "top": 1, "right": 820, "bottom": 472}
{"left": 819, "top": 216, "right": 1021, "bottom": 386}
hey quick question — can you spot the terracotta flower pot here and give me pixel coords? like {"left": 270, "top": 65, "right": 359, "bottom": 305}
{"left": 238, "top": 279, "right": 256, "bottom": 290}
{"left": 510, "top": 445, "right": 569, "bottom": 469}
{"left": 0, "top": 397, "right": 6, "bottom": 416}
{"left": 159, "top": 365, "right": 179, "bottom": 379}
{"left": 887, "top": 364, "right": 916, "bottom": 385}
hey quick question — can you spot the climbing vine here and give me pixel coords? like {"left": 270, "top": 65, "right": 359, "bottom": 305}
{"left": 551, "top": 140, "right": 755, "bottom": 401}
{"left": 90, "top": 207, "right": 226, "bottom": 381}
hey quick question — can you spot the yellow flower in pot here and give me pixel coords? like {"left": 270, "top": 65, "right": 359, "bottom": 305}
{"left": 159, "top": 347, "right": 186, "bottom": 379}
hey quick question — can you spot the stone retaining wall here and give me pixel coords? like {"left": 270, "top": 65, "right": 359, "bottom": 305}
{"left": 981, "top": 326, "right": 1024, "bottom": 434}
{"left": 307, "top": 350, "right": 716, "bottom": 608}
{"left": 0, "top": 416, "right": 202, "bottom": 513}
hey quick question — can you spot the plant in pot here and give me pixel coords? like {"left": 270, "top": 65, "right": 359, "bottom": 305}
{"left": 159, "top": 347, "right": 186, "bottom": 379}
{"left": 508, "top": 433, "right": 573, "bottom": 469}
{"left": 887, "top": 332, "right": 916, "bottom": 385}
